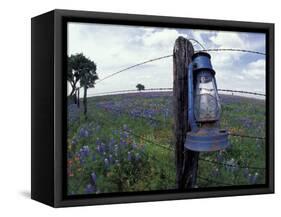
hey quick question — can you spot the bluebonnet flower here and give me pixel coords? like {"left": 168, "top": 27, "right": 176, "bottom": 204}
{"left": 114, "top": 145, "right": 119, "bottom": 156}
{"left": 71, "top": 138, "right": 77, "bottom": 146}
{"left": 82, "top": 145, "right": 90, "bottom": 156}
{"left": 104, "top": 158, "right": 109, "bottom": 168}
{"left": 79, "top": 157, "right": 85, "bottom": 165}
{"left": 96, "top": 145, "right": 102, "bottom": 153}
{"left": 112, "top": 129, "right": 118, "bottom": 135}
{"left": 79, "top": 127, "right": 89, "bottom": 138}
{"left": 91, "top": 172, "right": 97, "bottom": 184}
{"left": 123, "top": 124, "right": 128, "bottom": 130}
{"left": 120, "top": 139, "right": 126, "bottom": 147}
{"left": 239, "top": 117, "right": 252, "bottom": 129}
{"left": 211, "top": 167, "right": 219, "bottom": 177}
{"left": 109, "top": 154, "right": 113, "bottom": 164}
{"left": 108, "top": 138, "right": 115, "bottom": 151}
{"left": 135, "top": 153, "right": 141, "bottom": 161}
{"left": 79, "top": 145, "right": 90, "bottom": 158}
{"left": 115, "top": 160, "right": 121, "bottom": 167}
{"left": 249, "top": 172, "right": 259, "bottom": 184}
{"left": 100, "top": 143, "right": 106, "bottom": 153}
{"left": 122, "top": 131, "right": 129, "bottom": 139}
{"left": 247, "top": 173, "right": 252, "bottom": 184}
{"left": 163, "top": 108, "right": 170, "bottom": 120}
{"left": 225, "top": 158, "right": 237, "bottom": 173}
{"left": 92, "top": 154, "right": 96, "bottom": 162}
{"left": 255, "top": 138, "right": 262, "bottom": 150}
{"left": 127, "top": 151, "right": 132, "bottom": 161}
{"left": 243, "top": 168, "right": 249, "bottom": 178}
{"left": 96, "top": 138, "right": 101, "bottom": 145}
{"left": 84, "top": 184, "right": 95, "bottom": 194}
{"left": 67, "top": 104, "right": 81, "bottom": 123}
{"left": 216, "top": 151, "right": 223, "bottom": 163}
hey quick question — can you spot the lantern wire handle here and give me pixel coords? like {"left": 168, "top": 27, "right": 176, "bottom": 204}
{"left": 188, "top": 38, "right": 206, "bottom": 50}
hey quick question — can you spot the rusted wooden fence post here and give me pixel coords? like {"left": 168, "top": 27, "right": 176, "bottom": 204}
{"left": 173, "top": 36, "right": 199, "bottom": 189}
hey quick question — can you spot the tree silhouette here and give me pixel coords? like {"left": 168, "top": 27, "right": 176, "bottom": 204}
{"left": 136, "top": 83, "right": 145, "bottom": 91}
{"left": 67, "top": 53, "right": 98, "bottom": 117}
{"left": 67, "top": 55, "right": 80, "bottom": 97}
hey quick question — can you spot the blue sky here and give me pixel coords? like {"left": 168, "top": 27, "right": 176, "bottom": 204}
{"left": 67, "top": 22, "right": 266, "bottom": 97}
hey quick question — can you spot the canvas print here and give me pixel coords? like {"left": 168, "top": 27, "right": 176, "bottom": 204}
{"left": 66, "top": 22, "right": 266, "bottom": 196}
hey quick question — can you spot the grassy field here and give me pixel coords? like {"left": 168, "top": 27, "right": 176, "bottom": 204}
{"left": 67, "top": 91, "right": 266, "bottom": 195}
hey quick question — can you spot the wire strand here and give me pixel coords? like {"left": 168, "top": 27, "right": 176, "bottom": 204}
{"left": 91, "top": 111, "right": 174, "bottom": 152}
{"left": 199, "top": 157, "right": 265, "bottom": 170}
{"left": 92, "top": 48, "right": 265, "bottom": 85}
{"left": 87, "top": 87, "right": 265, "bottom": 97}
{"left": 95, "top": 55, "right": 173, "bottom": 84}
{"left": 197, "top": 175, "right": 233, "bottom": 186}
{"left": 229, "top": 133, "right": 265, "bottom": 140}
{"left": 218, "top": 89, "right": 265, "bottom": 96}
{"left": 188, "top": 38, "right": 206, "bottom": 50}
{"left": 198, "top": 48, "right": 266, "bottom": 56}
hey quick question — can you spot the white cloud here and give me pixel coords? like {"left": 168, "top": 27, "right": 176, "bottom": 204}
{"left": 67, "top": 22, "right": 266, "bottom": 97}
{"left": 210, "top": 32, "right": 245, "bottom": 48}
{"left": 242, "top": 59, "right": 265, "bottom": 79}
{"left": 141, "top": 28, "right": 187, "bottom": 48}
{"left": 208, "top": 31, "right": 247, "bottom": 67}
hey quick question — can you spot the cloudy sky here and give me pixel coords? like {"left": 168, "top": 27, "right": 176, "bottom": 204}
{"left": 67, "top": 22, "right": 266, "bottom": 97}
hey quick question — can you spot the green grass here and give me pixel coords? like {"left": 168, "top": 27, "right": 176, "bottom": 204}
{"left": 67, "top": 92, "right": 266, "bottom": 195}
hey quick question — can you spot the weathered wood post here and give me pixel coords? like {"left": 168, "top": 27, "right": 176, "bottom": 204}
{"left": 173, "top": 36, "right": 199, "bottom": 189}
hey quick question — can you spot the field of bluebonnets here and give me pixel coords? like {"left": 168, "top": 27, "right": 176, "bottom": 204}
{"left": 66, "top": 91, "right": 266, "bottom": 195}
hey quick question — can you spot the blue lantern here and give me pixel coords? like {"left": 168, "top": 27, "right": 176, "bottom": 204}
{"left": 184, "top": 52, "right": 229, "bottom": 152}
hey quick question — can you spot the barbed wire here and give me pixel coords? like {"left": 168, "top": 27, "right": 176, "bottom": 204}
{"left": 68, "top": 40, "right": 267, "bottom": 190}
{"left": 188, "top": 38, "right": 206, "bottom": 50}
{"left": 198, "top": 48, "right": 266, "bottom": 56}
{"left": 86, "top": 92, "right": 265, "bottom": 143}
{"left": 68, "top": 102, "right": 265, "bottom": 189}
{"left": 198, "top": 157, "right": 265, "bottom": 170}
{"left": 92, "top": 47, "right": 265, "bottom": 85}
{"left": 88, "top": 104, "right": 265, "bottom": 141}
{"left": 229, "top": 133, "right": 265, "bottom": 140}
{"left": 87, "top": 87, "right": 265, "bottom": 97}
{"left": 92, "top": 112, "right": 174, "bottom": 152}
{"left": 197, "top": 175, "right": 233, "bottom": 186}
{"left": 95, "top": 55, "right": 173, "bottom": 84}
{"left": 218, "top": 89, "right": 265, "bottom": 96}
{"left": 86, "top": 101, "right": 266, "bottom": 172}
{"left": 87, "top": 88, "right": 173, "bottom": 97}
{"left": 88, "top": 102, "right": 167, "bottom": 125}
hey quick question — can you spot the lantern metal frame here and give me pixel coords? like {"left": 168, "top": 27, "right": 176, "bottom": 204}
{"left": 184, "top": 52, "right": 229, "bottom": 152}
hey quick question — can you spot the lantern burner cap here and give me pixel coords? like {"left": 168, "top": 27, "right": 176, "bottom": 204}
{"left": 191, "top": 52, "right": 215, "bottom": 74}
{"left": 184, "top": 127, "right": 229, "bottom": 152}
{"left": 192, "top": 51, "right": 211, "bottom": 60}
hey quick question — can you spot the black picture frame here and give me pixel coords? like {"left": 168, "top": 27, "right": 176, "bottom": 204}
{"left": 31, "top": 9, "right": 274, "bottom": 207}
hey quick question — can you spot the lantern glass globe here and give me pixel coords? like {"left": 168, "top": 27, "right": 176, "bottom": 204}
{"left": 194, "top": 71, "right": 221, "bottom": 122}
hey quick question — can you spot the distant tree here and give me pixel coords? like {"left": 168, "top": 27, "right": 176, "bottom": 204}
{"left": 136, "top": 83, "right": 145, "bottom": 91}
{"left": 68, "top": 53, "right": 98, "bottom": 117}
{"left": 67, "top": 55, "right": 80, "bottom": 97}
